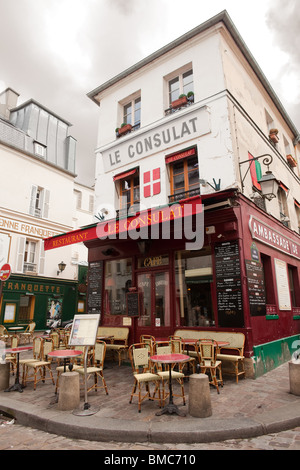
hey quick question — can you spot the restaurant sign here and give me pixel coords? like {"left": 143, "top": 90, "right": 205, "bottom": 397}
{"left": 249, "top": 216, "right": 300, "bottom": 260}
{"left": 44, "top": 197, "right": 204, "bottom": 251}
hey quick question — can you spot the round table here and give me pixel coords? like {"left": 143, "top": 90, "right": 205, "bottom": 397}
{"left": 151, "top": 353, "right": 190, "bottom": 417}
{"left": 4, "top": 346, "right": 33, "bottom": 392}
{"left": 8, "top": 327, "right": 24, "bottom": 331}
{"left": 48, "top": 349, "right": 83, "bottom": 372}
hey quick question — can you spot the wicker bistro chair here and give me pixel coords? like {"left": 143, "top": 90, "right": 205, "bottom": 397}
{"left": 140, "top": 335, "right": 155, "bottom": 356}
{"left": 76, "top": 341, "right": 108, "bottom": 394}
{"left": 23, "top": 338, "right": 55, "bottom": 390}
{"left": 5, "top": 335, "right": 19, "bottom": 375}
{"left": 154, "top": 341, "right": 186, "bottom": 406}
{"left": 19, "top": 322, "right": 36, "bottom": 344}
{"left": 0, "top": 325, "right": 11, "bottom": 345}
{"left": 196, "top": 339, "right": 223, "bottom": 394}
{"left": 19, "top": 336, "right": 43, "bottom": 385}
{"left": 129, "top": 343, "right": 162, "bottom": 413}
{"left": 169, "top": 336, "right": 196, "bottom": 374}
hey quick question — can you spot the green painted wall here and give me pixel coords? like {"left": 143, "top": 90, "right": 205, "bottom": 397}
{"left": 1, "top": 275, "right": 81, "bottom": 330}
{"left": 253, "top": 334, "right": 300, "bottom": 377}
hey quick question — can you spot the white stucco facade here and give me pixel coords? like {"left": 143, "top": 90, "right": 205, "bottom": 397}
{"left": 0, "top": 90, "right": 94, "bottom": 281}
{"left": 90, "top": 13, "right": 300, "bottom": 234}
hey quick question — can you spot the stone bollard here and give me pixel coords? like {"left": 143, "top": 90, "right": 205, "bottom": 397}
{"left": 289, "top": 360, "right": 300, "bottom": 396}
{"left": 0, "top": 363, "right": 10, "bottom": 391}
{"left": 58, "top": 371, "right": 80, "bottom": 411}
{"left": 188, "top": 373, "right": 212, "bottom": 418}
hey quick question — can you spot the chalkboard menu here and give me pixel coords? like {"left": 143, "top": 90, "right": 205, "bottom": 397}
{"left": 126, "top": 291, "right": 140, "bottom": 317}
{"left": 87, "top": 261, "right": 103, "bottom": 316}
{"left": 245, "top": 260, "right": 266, "bottom": 316}
{"left": 215, "top": 241, "right": 244, "bottom": 327}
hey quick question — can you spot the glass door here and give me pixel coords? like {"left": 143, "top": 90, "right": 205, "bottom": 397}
{"left": 137, "top": 271, "right": 170, "bottom": 333}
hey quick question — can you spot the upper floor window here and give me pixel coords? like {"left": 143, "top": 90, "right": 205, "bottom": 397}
{"left": 168, "top": 69, "right": 193, "bottom": 105}
{"left": 74, "top": 190, "right": 82, "bottom": 210}
{"left": 34, "top": 141, "right": 47, "bottom": 158}
{"left": 29, "top": 185, "right": 50, "bottom": 218}
{"left": 166, "top": 148, "right": 199, "bottom": 202}
{"left": 16, "top": 237, "right": 45, "bottom": 274}
{"left": 278, "top": 185, "right": 290, "bottom": 227}
{"left": 116, "top": 169, "right": 140, "bottom": 214}
{"left": 123, "top": 97, "right": 141, "bottom": 130}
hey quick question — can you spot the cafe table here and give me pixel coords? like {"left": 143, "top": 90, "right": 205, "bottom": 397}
{"left": 48, "top": 349, "right": 83, "bottom": 372}
{"left": 4, "top": 346, "right": 33, "bottom": 393}
{"left": 150, "top": 353, "right": 190, "bottom": 417}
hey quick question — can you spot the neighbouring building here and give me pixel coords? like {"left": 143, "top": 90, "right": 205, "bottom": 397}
{"left": 44, "top": 11, "right": 300, "bottom": 376}
{"left": 0, "top": 88, "right": 94, "bottom": 330}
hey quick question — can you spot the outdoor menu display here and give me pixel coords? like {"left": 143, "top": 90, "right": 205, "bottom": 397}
{"left": 215, "top": 241, "right": 244, "bottom": 327}
{"left": 245, "top": 260, "right": 266, "bottom": 316}
{"left": 69, "top": 314, "right": 100, "bottom": 346}
{"left": 126, "top": 291, "right": 140, "bottom": 317}
{"left": 87, "top": 261, "right": 103, "bottom": 316}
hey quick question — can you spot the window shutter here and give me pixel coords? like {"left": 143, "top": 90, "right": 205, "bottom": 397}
{"left": 38, "top": 242, "right": 45, "bottom": 275}
{"left": 29, "top": 185, "right": 38, "bottom": 215}
{"left": 16, "top": 237, "right": 26, "bottom": 273}
{"left": 43, "top": 189, "right": 50, "bottom": 218}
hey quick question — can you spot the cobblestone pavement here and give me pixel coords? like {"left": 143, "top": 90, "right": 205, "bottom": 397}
{"left": 0, "top": 421, "right": 299, "bottom": 450}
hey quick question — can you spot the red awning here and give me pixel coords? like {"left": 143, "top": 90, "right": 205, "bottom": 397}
{"left": 113, "top": 168, "right": 137, "bottom": 182}
{"left": 294, "top": 199, "right": 300, "bottom": 209}
{"left": 279, "top": 182, "right": 289, "bottom": 193}
{"left": 165, "top": 148, "right": 196, "bottom": 164}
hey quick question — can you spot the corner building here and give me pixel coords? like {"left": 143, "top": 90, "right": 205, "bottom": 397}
{"left": 45, "top": 11, "right": 300, "bottom": 377}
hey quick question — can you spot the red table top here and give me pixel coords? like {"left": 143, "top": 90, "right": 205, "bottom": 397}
{"left": 48, "top": 349, "right": 83, "bottom": 358}
{"left": 151, "top": 353, "right": 190, "bottom": 364}
{"left": 4, "top": 346, "right": 33, "bottom": 354}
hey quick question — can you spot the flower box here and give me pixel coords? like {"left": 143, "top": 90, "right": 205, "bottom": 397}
{"left": 171, "top": 95, "right": 188, "bottom": 109}
{"left": 287, "top": 154, "right": 297, "bottom": 168}
{"left": 117, "top": 124, "right": 132, "bottom": 137}
{"left": 269, "top": 129, "right": 279, "bottom": 143}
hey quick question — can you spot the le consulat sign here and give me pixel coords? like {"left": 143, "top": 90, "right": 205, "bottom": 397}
{"left": 101, "top": 106, "right": 210, "bottom": 173}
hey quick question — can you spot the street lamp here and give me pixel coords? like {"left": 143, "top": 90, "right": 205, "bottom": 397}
{"left": 239, "top": 154, "right": 279, "bottom": 200}
{"left": 57, "top": 261, "right": 66, "bottom": 275}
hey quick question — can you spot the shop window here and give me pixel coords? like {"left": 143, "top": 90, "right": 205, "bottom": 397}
{"left": 288, "top": 265, "right": 299, "bottom": 307}
{"left": 120, "top": 171, "right": 140, "bottom": 214}
{"left": 19, "top": 295, "right": 35, "bottom": 321}
{"left": 175, "top": 248, "right": 214, "bottom": 327}
{"left": 168, "top": 151, "right": 200, "bottom": 202}
{"left": 261, "top": 253, "right": 275, "bottom": 305}
{"left": 104, "top": 258, "right": 132, "bottom": 315}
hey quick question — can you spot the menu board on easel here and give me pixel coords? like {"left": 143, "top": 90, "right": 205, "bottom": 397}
{"left": 87, "top": 261, "right": 103, "bottom": 316}
{"left": 69, "top": 314, "right": 100, "bottom": 346}
{"left": 245, "top": 260, "right": 266, "bottom": 316}
{"left": 215, "top": 241, "right": 244, "bottom": 328}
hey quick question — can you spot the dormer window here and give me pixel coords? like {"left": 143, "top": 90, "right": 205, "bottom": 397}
{"left": 34, "top": 141, "right": 46, "bottom": 158}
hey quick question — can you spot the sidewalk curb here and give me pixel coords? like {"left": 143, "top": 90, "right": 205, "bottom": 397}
{"left": 1, "top": 395, "right": 300, "bottom": 444}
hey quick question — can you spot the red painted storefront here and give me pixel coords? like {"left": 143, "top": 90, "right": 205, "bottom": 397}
{"left": 44, "top": 189, "right": 300, "bottom": 364}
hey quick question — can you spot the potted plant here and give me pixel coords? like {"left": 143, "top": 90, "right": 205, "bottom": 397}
{"left": 117, "top": 123, "right": 132, "bottom": 137}
{"left": 171, "top": 94, "right": 187, "bottom": 109}
{"left": 269, "top": 128, "right": 279, "bottom": 143}
{"left": 187, "top": 91, "right": 194, "bottom": 102}
{"left": 287, "top": 154, "right": 297, "bottom": 168}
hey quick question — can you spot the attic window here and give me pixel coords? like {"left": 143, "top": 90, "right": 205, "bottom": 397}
{"left": 34, "top": 142, "right": 46, "bottom": 158}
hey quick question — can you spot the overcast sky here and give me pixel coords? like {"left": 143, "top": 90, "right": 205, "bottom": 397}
{"left": 0, "top": 0, "right": 299, "bottom": 187}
